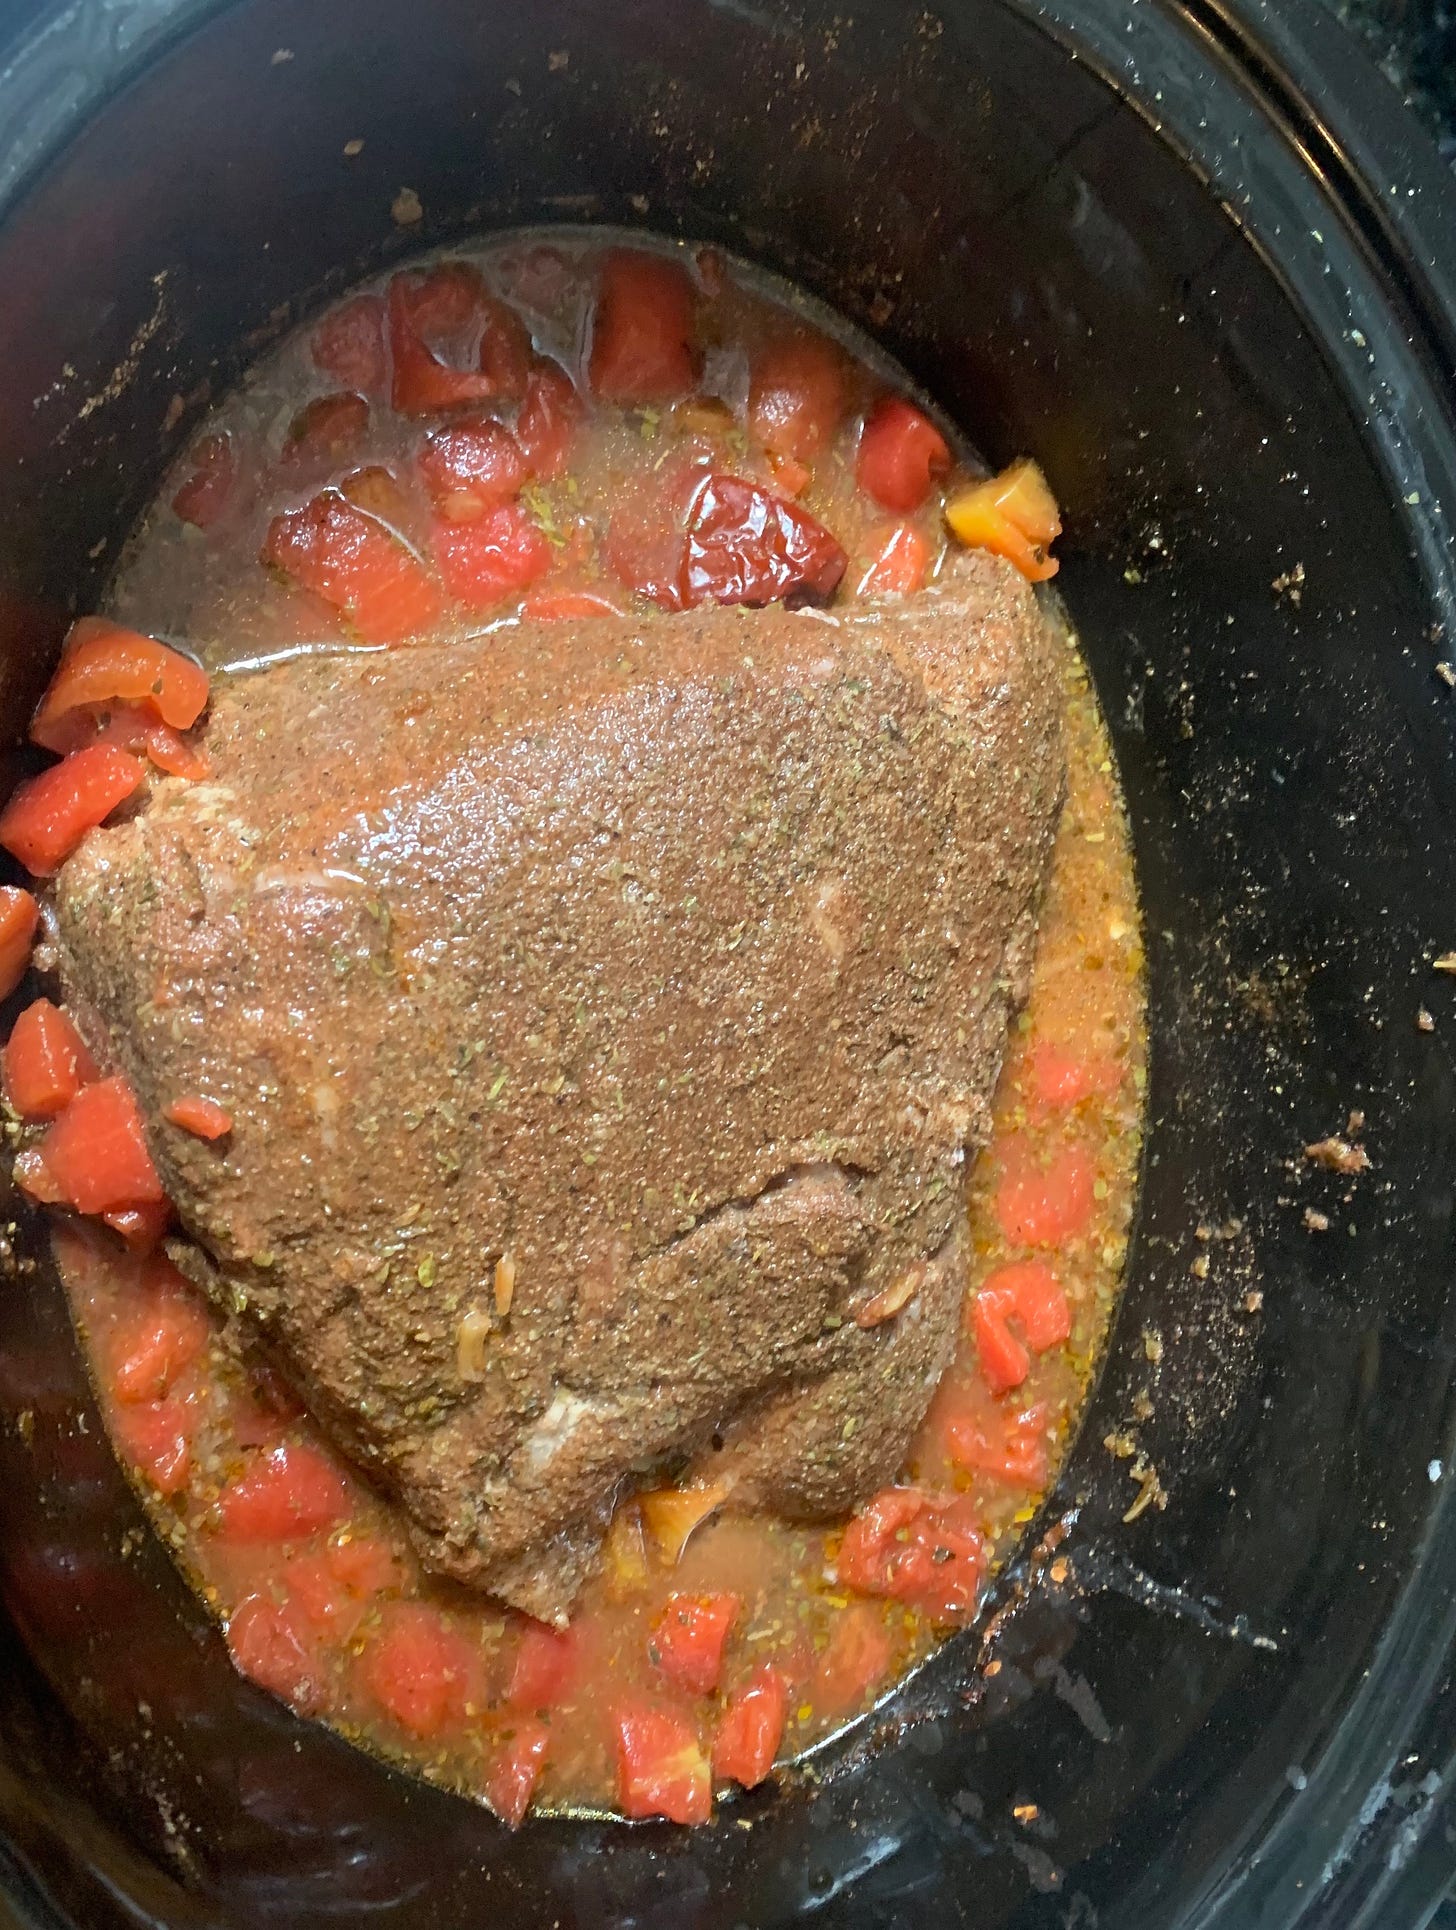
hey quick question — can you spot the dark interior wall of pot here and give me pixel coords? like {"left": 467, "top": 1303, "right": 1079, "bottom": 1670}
{"left": 0, "top": 2, "right": 1455, "bottom": 1927}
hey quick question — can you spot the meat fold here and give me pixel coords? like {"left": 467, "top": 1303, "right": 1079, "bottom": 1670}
{"left": 54, "top": 551, "right": 1064, "bottom": 1619}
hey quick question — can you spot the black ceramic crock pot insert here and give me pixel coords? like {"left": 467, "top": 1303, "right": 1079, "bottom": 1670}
{"left": 0, "top": 1, "right": 1454, "bottom": 1924}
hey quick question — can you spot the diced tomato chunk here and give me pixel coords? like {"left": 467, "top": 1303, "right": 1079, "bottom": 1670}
{"left": 941, "top": 1397, "right": 1050, "bottom": 1489}
{"left": 614, "top": 1701, "right": 712, "bottom": 1824}
{"left": 388, "top": 265, "right": 531, "bottom": 415}
{"left": 0, "top": 746, "right": 144, "bottom": 876}
{"left": 215, "top": 1441, "right": 352, "bottom": 1543}
{"left": 605, "top": 461, "right": 704, "bottom": 610}
{"left": 226, "top": 1593, "right": 325, "bottom": 1711}
{"left": 171, "top": 433, "right": 238, "bottom": 530}
{"left": 589, "top": 250, "right": 699, "bottom": 405}
{"left": 34, "top": 702, "right": 209, "bottom": 782}
{"left": 712, "top": 1663, "right": 787, "bottom": 1788}
{"left": 417, "top": 415, "right": 526, "bottom": 519}
{"left": 102, "top": 1198, "right": 174, "bottom": 1252}
{"left": 311, "top": 293, "right": 388, "bottom": 396}
{"left": 3, "top": 1000, "right": 96, "bottom": 1120}
{"left": 971, "top": 1261, "right": 1072, "bottom": 1395}
{"left": 682, "top": 473, "right": 846, "bottom": 608}
{"left": 649, "top": 1593, "right": 739, "bottom": 1697}
{"left": 515, "top": 360, "right": 581, "bottom": 481}
{"left": 811, "top": 1603, "right": 893, "bottom": 1716}
{"left": 748, "top": 334, "right": 846, "bottom": 463}
{"left": 282, "top": 391, "right": 370, "bottom": 466}
{"left": 486, "top": 1718, "right": 549, "bottom": 1828}
{"left": 520, "top": 589, "right": 622, "bottom": 621}
{"left": 1027, "top": 1041, "right": 1122, "bottom": 1112}
{"left": 836, "top": 1487, "right": 985, "bottom": 1622}
{"left": 34, "top": 1075, "right": 163, "bottom": 1213}
{"left": 108, "top": 1257, "right": 211, "bottom": 1403}
{"left": 945, "top": 459, "right": 1062, "bottom": 583}
{"left": 994, "top": 1141, "right": 1096, "bottom": 1248}
{"left": 111, "top": 1396, "right": 192, "bottom": 1495}
{"left": 163, "top": 1094, "right": 233, "bottom": 1139}
{"left": 504, "top": 1617, "right": 576, "bottom": 1713}
{"left": 361, "top": 1601, "right": 482, "bottom": 1738}
{"left": 857, "top": 521, "right": 931, "bottom": 597}
{"left": 32, "top": 618, "right": 210, "bottom": 749}
{"left": 0, "top": 888, "right": 38, "bottom": 1001}
{"left": 263, "top": 489, "right": 442, "bottom": 644}
{"left": 856, "top": 397, "right": 951, "bottom": 514}
{"left": 432, "top": 501, "right": 551, "bottom": 611}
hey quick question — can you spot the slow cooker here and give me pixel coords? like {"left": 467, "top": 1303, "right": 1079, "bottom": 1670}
{"left": 1, "top": 0, "right": 1455, "bottom": 1923}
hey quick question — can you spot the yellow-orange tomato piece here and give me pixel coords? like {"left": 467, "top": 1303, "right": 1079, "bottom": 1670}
{"left": 945, "top": 459, "right": 1061, "bottom": 581}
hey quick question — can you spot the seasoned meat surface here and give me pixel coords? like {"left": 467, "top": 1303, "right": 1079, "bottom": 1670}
{"left": 54, "top": 553, "right": 1064, "bottom": 1619}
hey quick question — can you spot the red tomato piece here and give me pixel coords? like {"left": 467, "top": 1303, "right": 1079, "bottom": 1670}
{"left": 812, "top": 1603, "right": 894, "bottom": 1716}
{"left": 163, "top": 1095, "right": 233, "bottom": 1139}
{"left": 614, "top": 1701, "right": 712, "bottom": 1824}
{"left": 994, "top": 1141, "right": 1096, "bottom": 1248}
{"left": 475, "top": 296, "right": 535, "bottom": 399}
{"left": 486, "top": 1718, "right": 549, "bottom": 1829}
{"left": 432, "top": 501, "right": 551, "bottom": 611}
{"left": 0, "top": 747, "right": 145, "bottom": 876}
{"left": 650, "top": 1593, "right": 740, "bottom": 1697}
{"left": 3, "top": 1000, "right": 96, "bottom": 1120}
{"left": 1027, "top": 1041, "right": 1123, "bottom": 1112}
{"left": 748, "top": 334, "right": 846, "bottom": 463}
{"left": 856, "top": 397, "right": 951, "bottom": 514}
{"left": 836, "top": 1487, "right": 985, "bottom": 1622}
{"left": 110, "top": 1397, "right": 192, "bottom": 1495}
{"left": 282, "top": 391, "right": 370, "bottom": 466}
{"left": 109, "top": 1262, "right": 211, "bottom": 1404}
{"left": 0, "top": 888, "right": 38, "bottom": 1000}
{"left": 171, "top": 432, "right": 238, "bottom": 530}
{"left": 226, "top": 1594, "right": 325, "bottom": 1711}
{"left": 712, "top": 1663, "right": 787, "bottom": 1788}
{"left": 388, "top": 266, "right": 531, "bottom": 416}
{"left": 520, "top": 589, "right": 622, "bottom": 621}
{"left": 971, "top": 1260, "right": 1071, "bottom": 1395}
{"left": 605, "top": 461, "right": 705, "bottom": 610}
{"left": 262, "top": 489, "right": 442, "bottom": 645}
{"left": 942, "top": 1398, "right": 1050, "bottom": 1489}
{"left": 311, "top": 293, "right": 388, "bottom": 396}
{"left": 34, "top": 701, "right": 210, "bottom": 782}
{"left": 102, "top": 1198, "right": 174, "bottom": 1252}
{"left": 32, "top": 617, "right": 210, "bottom": 748}
{"left": 504, "top": 1617, "right": 577, "bottom": 1713}
{"left": 215, "top": 1441, "right": 352, "bottom": 1543}
{"left": 417, "top": 415, "right": 526, "bottom": 519}
{"left": 857, "top": 522, "right": 931, "bottom": 597}
{"left": 515, "top": 360, "right": 581, "bottom": 481}
{"left": 589, "top": 249, "right": 699, "bottom": 404}
{"left": 361, "top": 1601, "right": 482, "bottom": 1738}
{"left": 682, "top": 473, "right": 847, "bottom": 608}
{"left": 35, "top": 1075, "right": 163, "bottom": 1213}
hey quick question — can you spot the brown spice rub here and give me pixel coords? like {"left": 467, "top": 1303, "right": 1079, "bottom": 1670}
{"left": 54, "top": 553, "right": 1063, "bottom": 1618}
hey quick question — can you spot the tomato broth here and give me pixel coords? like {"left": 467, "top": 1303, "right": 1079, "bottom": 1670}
{"left": 15, "top": 233, "right": 1145, "bottom": 1826}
